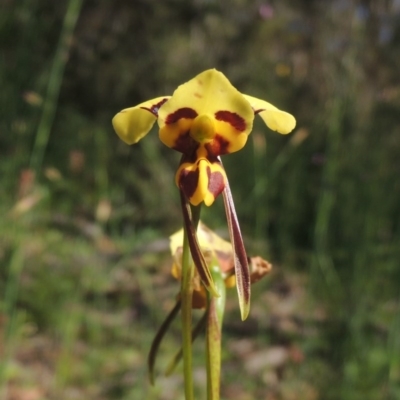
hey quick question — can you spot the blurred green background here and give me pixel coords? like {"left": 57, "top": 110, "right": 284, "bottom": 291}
{"left": 1, "top": 0, "right": 400, "bottom": 399}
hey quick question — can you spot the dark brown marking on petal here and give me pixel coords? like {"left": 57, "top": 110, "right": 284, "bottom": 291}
{"left": 173, "top": 133, "right": 199, "bottom": 155}
{"left": 215, "top": 110, "right": 246, "bottom": 132}
{"left": 140, "top": 98, "right": 169, "bottom": 116}
{"left": 194, "top": 92, "right": 202, "bottom": 98}
{"left": 205, "top": 134, "right": 230, "bottom": 157}
{"left": 206, "top": 166, "right": 225, "bottom": 198}
{"left": 181, "top": 150, "right": 200, "bottom": 164}
{"left": 178, "top": 165, "right": 199, "bottom": 200}
{"left": 166, "top": 107, "right": 198, "bottom": 124}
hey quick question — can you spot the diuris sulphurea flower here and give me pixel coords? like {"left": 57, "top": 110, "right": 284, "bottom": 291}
{"left": 112, "top": 69, "right": 295, "bottom": 320}
{"left": 170, "top": 222, "right": 273, "bottom": 309}
{"left": 148, "top": 222, "right": 273, "bottom": 385}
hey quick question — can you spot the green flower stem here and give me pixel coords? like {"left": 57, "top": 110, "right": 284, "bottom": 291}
{"left": 165, "top": 310, "right": 207, "bottom": 376}
{"left": 206, "top": 265, "right": 226, "bottom": 400}
{"left": 181, "top": 204, "right": 201, "bottom": 400}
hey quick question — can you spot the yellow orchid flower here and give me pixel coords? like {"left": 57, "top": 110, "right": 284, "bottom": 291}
{"left": 112, "top": 69, "right": 295, "bottom": 320}
{"left": 148, "top": 222, "right": 273, "bottom": 385}
{"left": 170, "top": 222, "right": 236, "bottom": 308}
{"left": 169, "top": 222, "right": 272, "bottom": 309}
{"left": 112, "top": 69, "right": 295, "bottom": 207}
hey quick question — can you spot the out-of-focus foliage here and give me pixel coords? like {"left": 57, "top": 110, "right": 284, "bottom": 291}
{"left": 1, "top": 0, "right": 400, "bottom": 399}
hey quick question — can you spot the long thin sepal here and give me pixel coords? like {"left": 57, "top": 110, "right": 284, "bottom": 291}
{"left": 180, "top": 190, "right": 219, "bottom": 297}
{"left": 220, "top": 159, "right": 251, "bottom": 320}
{"left": 148, "top": 298, "right": 181, "bottom": 385}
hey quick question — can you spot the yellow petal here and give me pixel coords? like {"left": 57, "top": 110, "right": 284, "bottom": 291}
{"left": 196, "top": 222, "right": 232, "bottom": 257}
{"left": 242, "top": 94, "right": 296, "bottom": 135}
{"left": 159, "top": 117, "right": 195, "bottom": 151}
{"left": 112, "top": 97, "right": 169, "bottom": 144}
{"left": 169, "top": 228, "right": 184, "bottom": 257}
{"left": 158, "top": 69, "right": 254, "bottom": 154}
{"left": 169, "top": 222, "right": 232, "bottom": 257}
{"left": 224, "top": 275, "right": 236, "bottom": 288}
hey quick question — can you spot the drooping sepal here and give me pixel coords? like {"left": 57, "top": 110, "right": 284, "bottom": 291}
{"left": 148, "top": 298, "right": 181, "bottom": 385}
{"left": 112, "top": 97, "right": 169, "bottom": 144}
{"left": 242, "top": 94, "right": 296, "bottom": 135}
{"left": 180, "top": 191, "right": 220, "bottom": 297}
{"left": 220, "top": 159, "right": 251, "bottom": 320}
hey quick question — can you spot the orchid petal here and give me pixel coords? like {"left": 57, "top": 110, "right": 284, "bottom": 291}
{"left": 158, "top": 69, "right": 254, "bottom": 154}
{"left": 112, "top": 97, "right": 170, "bottom": 144}
{"left": 242, "top": 94, "right": 296, "bottom": 134}
{"left": 169, "top": 222, "right": 232, "bottom": 258}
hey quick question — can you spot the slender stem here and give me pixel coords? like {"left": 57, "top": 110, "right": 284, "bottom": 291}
{"left": 206, "top": 265, "right": 226, "bottom": 400}
{"left": 181, "top": 204, "right": 201, "bottom": 400}
{"left": 165, "top": 310, "right": 207, "bottom": 376}
{"left": 0, "top": 245, "right": 24, "bottom": 397}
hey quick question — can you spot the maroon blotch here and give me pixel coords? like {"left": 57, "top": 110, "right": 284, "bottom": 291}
{"left": 166, "top": 107, "right": 198, "bottom": 124}
{"left": 205, "top": 134, "right": 230, "bottom": 156}
{"left": 206, "top": 166, "right": 225, "bottom": 198}
{"left": 173, "top": 133, "right": 198, "bottom": 155}
{"left": 140, "top": 98, "right": 169, "bottom": 116}
{"left": 253, "top": 108, "right": 265, "bottom": 115}
{"left": 178, "top": 166, "right": 199, "bottom": 200}
{"left": 215, "top": 111, "right": 246, "bottom": 132}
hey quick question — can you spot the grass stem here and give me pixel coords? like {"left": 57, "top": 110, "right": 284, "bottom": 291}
{"left": 30, "top": 0, "right": 83, "bottom": 173}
